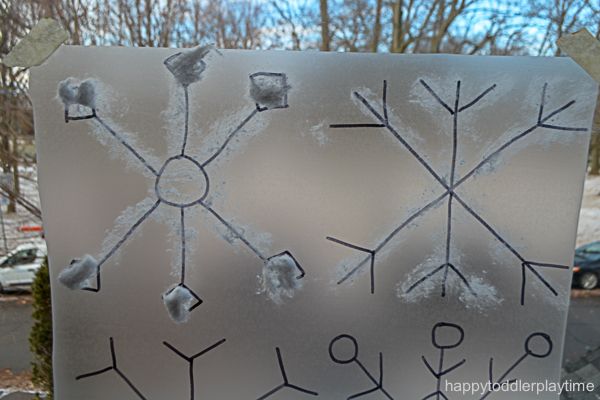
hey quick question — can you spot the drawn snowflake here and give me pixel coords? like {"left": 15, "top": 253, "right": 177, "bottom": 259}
{"left": 56, "top": 46, "right": 305, "bottom": 322}
{"left": 328, "top": 79, "right": 586, "bottom": 305}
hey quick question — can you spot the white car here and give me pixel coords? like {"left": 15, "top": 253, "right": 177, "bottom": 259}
{"left": 0, "top": 241, "right": 47, "bottom": 292}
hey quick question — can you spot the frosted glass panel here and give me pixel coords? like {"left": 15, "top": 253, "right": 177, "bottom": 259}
{"left": 31, "top": 46, "right": 597, "bottom": 399}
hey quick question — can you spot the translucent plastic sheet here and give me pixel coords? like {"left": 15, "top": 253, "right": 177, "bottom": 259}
{"left": 31, "top": 46, "right": 597, "bottom": 399}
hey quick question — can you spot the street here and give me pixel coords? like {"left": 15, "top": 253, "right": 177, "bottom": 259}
{"left": 564, "top": 294, "right": 600, "bottom": 365}
{"left": 0, "top": 294, "right": 35, "bottom": 399}
{"left": 0, "top": 296, "right": 32, "bottom": 373}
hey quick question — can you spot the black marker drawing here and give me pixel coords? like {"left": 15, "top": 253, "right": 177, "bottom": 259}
{"left": 480, "top": 332, "right": 553, "bottom": 400}
{"left": 329, "top": 334, "right": 394, "bottom": 399}
{"left": 76, "top": 337, "right": 147, "bottom": 400}
{"left": 163, "top": 338, "right": 227, "bottom": 400}
{"left": 421, "top": 322, "right": 466, "bottom": 400}
{"left": 56, "top": 47, "right": 306, "bottom": 321}
{"left": 329, "top": 80, "right": 581, "bottom": 304}
{"left": 256, "top": 347, "right": 319, "bottom": 399}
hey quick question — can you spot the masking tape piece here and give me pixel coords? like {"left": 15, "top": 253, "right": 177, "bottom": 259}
{"left": 557, "top": 29, "right": 600, "bottom": 83}
{"left": 2, "top": 19, "right": 69, "bottom": 68}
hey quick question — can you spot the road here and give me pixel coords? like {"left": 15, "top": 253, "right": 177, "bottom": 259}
{"left": 0, "top": 295, "right": 33, "bottom": 374}
{"left": 564, "top": 294, "right": 600, "bottom": 365}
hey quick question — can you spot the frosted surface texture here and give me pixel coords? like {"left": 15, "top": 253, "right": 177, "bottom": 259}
{"left": 31, "top": 46, "right": 597, "bottom": 399}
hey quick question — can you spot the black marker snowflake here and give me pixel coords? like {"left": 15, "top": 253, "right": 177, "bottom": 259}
{"left": 76, "top": 337, "right": 148, "bottom": 400}
{"left": 256, "top": 347, "right": 319, "bottom": 399}
{"left": 163, "top": 338, "right": 227, "bottom": 400}
{"left": 328, "top": 80, "right": 586, "bottom": 304}
{"left": 56, "top": 47, "right": 305, "bottom": 322}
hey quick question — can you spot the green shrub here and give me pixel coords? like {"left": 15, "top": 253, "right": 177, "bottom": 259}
{"left": 29, "top": 257, "right": 53, "bottom": 399}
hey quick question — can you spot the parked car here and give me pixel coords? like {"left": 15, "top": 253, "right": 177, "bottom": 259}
{"left": 573, "top": 241, "right": 600, "bottom": 290}
{"left": 0, "top": 240, "right": 47, "bottom": 293}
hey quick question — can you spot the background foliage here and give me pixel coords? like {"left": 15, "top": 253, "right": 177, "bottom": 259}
{"left": 29, "top": 257, "right": 53, "bottom": 399}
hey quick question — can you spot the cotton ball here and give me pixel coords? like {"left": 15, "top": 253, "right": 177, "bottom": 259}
{"left": 163, "top": 285, "right": 195, "bottom": 324}
{"left": 164, "top": 45, "right": 213, "bottom": 87}
{"left": 76, "top": 80, "right": 96, "bottom": 108}
{"left": 249, "top": 73, "right": 290, "bottom": 110}
{"left": 259, "top": 252, "right": 303, "bottom": 304}
{"left": 58, "top": 78, "right": 78, "bottom": 106}
{"left": 58, "top": 255, "right": 98, "bottom": 290}
{"left": 57, "top": 78, "right": 96, "bottom": 109}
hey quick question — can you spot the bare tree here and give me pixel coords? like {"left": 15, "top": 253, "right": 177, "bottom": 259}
{"left": 4, "top": 0, "right": 600, "bottom": 182}
{"left": 525, "top": 0, "right": 600, "bottom": 173}
{"left": 371, "top": 0, "right": 383, "bottom": 51}
{"left": 329, "top": 0, "right": 377, "bottom": 52}
{"left": 320, "top": 0, "right": 330, "bottom": 51}
{"left": 0, "top": 0, "right": 38, "bottom": 214}
{"left": 269, "top": 1, "right": 318, "bottom": 50}
{"left": 528, "top": 0, "right": 599, "bottom": 56}
{"left": 389, "top": 0, "right": 530, "bottom": 54}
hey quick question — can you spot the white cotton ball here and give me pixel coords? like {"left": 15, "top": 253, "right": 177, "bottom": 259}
{"left": 249, "top": 73, "right": 290, "bottom": 110}
{"left": 259, "top": 252, "right": 303, "bottom": 304}
{"left": 57, "top": 78, "right": 97, "bottom": 109}
{"left": 58, "top": 255, "right": 98, "bottom": 290}
{"left": 164, "top": 45, "right": 213, "bottom": 86}
{"left": 76, "top": 80, "right": 96, "bottom": 108}
{"left": 58, "top": 78, "right": 78, "bottom": 106}
{"left": 163, "top": 285, "right": 194, "bottom": 324}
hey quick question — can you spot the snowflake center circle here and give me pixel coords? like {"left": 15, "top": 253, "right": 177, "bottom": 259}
{"left": 155, "top": 155, "right": 209, "bottom": 207}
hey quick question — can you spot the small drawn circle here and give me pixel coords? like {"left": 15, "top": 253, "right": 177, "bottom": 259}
{"left": 155, "top": 155, "right": 209, "bottom": 208}
{"left": 524, "top": 333, "right": 552, "bottom": 358}
{"left": 432, "top": 322, "right": 464, "bottom": 349}
{"left": 329, "top": 334, "right": 358, "bottom": 364}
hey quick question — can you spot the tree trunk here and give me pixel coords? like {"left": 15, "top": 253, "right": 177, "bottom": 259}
{"left": 319, "top": 0, "right": 330, "bottom": 51}
{"left": 391, "top": 0, "right": 403, "bottom": 53}
{"left": 590, "top": 133, "right": 600, "bottom": 175}
{"left": 11, "top": 137, "right": 19, "bottom": 212}
{"left": 371, "top": 0, "right": 383, "bottom": 52}
{"left": 589, "top": 93, "right": 600, "bottom": 175}
{"left": 2, "top": 136, "right": 15, "bottom": 213}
